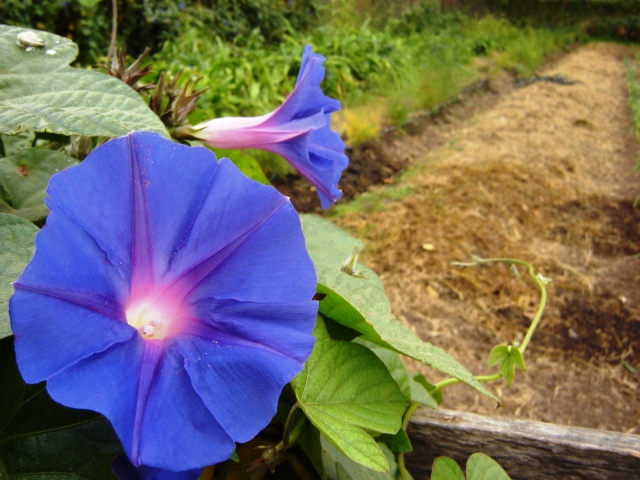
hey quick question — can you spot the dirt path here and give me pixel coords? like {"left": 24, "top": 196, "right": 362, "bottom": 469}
{"left": 336, "top": 43, "right": 640, "bottom": 433}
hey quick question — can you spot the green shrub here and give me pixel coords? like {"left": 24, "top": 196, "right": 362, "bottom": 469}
{"left": 0, "top": 0, "right": 322, "bottom": 64}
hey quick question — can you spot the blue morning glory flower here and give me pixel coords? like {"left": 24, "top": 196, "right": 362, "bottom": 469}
{"left": 111, "top": 454, "right": 200, "bottom": 480}
{"left": 185, "top": 45, "right": 349, "bottom": 209}
{"left": 9, "top": 132, "right": 317, "bottom": 472}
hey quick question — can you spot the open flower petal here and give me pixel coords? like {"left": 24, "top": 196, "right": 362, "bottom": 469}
{"left": 112, "top": 454, "right": 201, "bottom": 480}
{"left": 267, "top": 119, "right": 349, "bottom": 209}
{"left": 47, "top": 339, "right": 231, "bottom": 470}
{"left": 265, "top": 45, "right": 341, "bottom": 125}
{"left": 11, "top": 291, "right": 134, "bottom": 383}
{"left": 185, "top": 200, "right": 317, "bottom": 304}
{"left": 177, "top": 333, "right": 302, "bottom": 441}
{"left": 187, "top": 299, "right": 317, "bottom": 362}
{"left": 10, "top": 132, "right": 318, "bottom": 473}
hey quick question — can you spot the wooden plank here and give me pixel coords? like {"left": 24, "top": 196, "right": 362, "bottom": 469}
{"left": 406, "top": 408, "right": 640, "bottom": 479}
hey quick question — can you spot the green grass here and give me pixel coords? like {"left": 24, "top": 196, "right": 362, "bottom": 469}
{"left": 624, "top": 55, "right": 640, "bottom": 182}
{"left": 147, "top": 7, "right": 578, "bottom": 174}
{"left": 329, "top": 184, "right": 417, "bottom": 217}
{"left": 150, "top": 13, "right": 576, "bottom": 117}
{"left": 623, "top": 55, "right": 640, "bottom": 205}
{"left": 625, "top": 56, "right": 640, "bottom": 139}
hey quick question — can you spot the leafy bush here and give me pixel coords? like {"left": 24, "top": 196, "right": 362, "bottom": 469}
{"left": 0, "top": 0, "right": 322, "bottom": 64}
{"left": 148, "top": 8, "right": 577, "bottom": 150}
{"left": 586, "top": 16, "right": 640, "bottom": 43}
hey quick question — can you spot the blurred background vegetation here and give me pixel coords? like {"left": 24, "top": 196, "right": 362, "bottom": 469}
{"left": 2, "top": 0, "right": 639, "bottom": 175}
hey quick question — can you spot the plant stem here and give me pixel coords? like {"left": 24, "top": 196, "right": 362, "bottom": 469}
{"left": 282, "top": 403, "right": 300, "bottom": 448}
{"left": 107, "top": 0, "right": 118, "bottom": 65}
{"left": 451, "top": 257, "right": 548, "bottom": 354}
{"left": 432, "top": 372, "right": 502, "bottom": 393}
{"left": 430, "top": 257, "right": 550, "bottom": 395}
{"left": 398, "top": 402, "right": 421, "bottom": 480}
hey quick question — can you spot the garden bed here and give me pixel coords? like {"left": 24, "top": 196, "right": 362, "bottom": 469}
{"left": 283, "top": 42, "right": 640, "bottom": 436}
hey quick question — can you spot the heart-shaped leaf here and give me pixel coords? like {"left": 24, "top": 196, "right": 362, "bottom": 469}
{"left": 466, "top": 453, "right": 512, "bottom": 480}
{"left": 300, "top": 214, "right": 497, "bottom": 403}
{"left": 1, "top": 131, "right": 35, "bottom": 157}
{"left": 0, "top": 213, "right": 38, "bottom": 339}
{"left": 321, "top": 435, "right": 398, "bottom": 480}
{"left": 298, "top": 424, "right": 399, "bottom": 480}
{"left": 0, "top": 148, "right": 77, "bottom": 221}
{"left": 431, "top": 456, "right": 465, "bottom": 480}
{"left": 0, "top": 25, "right": 168, "bottom": 137}
{"left": 487, "top": 345, "right": 525, "bottom": 386}
{"left": 292, "top": 318, "right": 408, "bottom": 472}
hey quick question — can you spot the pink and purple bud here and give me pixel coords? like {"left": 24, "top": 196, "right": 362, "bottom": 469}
{"left": 183, "top": 45, "right": 348, "bottom": 209}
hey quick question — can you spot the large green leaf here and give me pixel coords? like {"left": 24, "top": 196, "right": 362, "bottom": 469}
{"left": 0, "top": 213, "right": 38, "bottom": 339}
{"left": 321, "top": 435, "right": 398, "bottom": 480}
{"left": 466, "top": 453, "right": 512, "bottom": 480}
{"left": 292, "top": 319, "right": 408, "bottom": 472}
{"left": 0, "top": 25, "right": 168, "bottom": 137}
{"left": 355, "top": 338, "right": 411, "bottom": 399}
{"left": 0, "top": 148, "right": 76, "bottom": 221}
{"left": 298, "top": 423, "right": 398, "bottom": 480}
{"left": 431, "top": 456, "right": 465, "bottom": 480}
{"left": 300, "top": 214, "right": 497, "bottom": 402}
{"left": 0, "top": 337, "right": 123, "bottom": 479}
{"left": 1, "top": 132, "right": 35, "bottom": 157}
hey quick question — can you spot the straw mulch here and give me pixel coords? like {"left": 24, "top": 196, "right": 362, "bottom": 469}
{"left": 335, "top": 43, "right": 640, "bottom": 433}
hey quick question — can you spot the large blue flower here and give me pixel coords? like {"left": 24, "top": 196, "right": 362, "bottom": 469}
{"left": 9, "top": 132, "right": 318, "bottom": 473}
{"left": 184, "top": 45, "right": 349, "bottom": 209}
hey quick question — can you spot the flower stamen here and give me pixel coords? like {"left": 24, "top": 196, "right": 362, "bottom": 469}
{"left": 126, "top": 301, "right": 172, "bottom": 340}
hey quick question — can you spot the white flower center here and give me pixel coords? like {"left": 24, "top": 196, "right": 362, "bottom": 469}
{"left": 126, "top": 302, "right": 171, "bottom": 340}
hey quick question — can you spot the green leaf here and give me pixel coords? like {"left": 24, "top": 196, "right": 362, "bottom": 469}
{"left": 222, "top": 150, "right": 271, "bottom": 185}
{"left": 431, "top": 456, "right": 465, "bottom": 480}
{"left": 408, "top": 372, "right": 439, "bottom": 408}
{"left": 0, "top": 213, "right": 38, "bottom": 339}
{"left": 321, "top": 435, "right": 398, "bottom": 480}
{"left": 300, "top": 214, "right": 498, "bottom": 403}
{"left": 355, "top": 338, "right": 411, "bottom": 400}
{"left": 0, "top": 26, "right": 168, "bottom": 137}
{"left": 0, "top": 148, "right": 76, "bottom": 221}
{"left": 487, "top": 345, "right": 525, "bottom": 386}
{"left": 298, "top": 424, "right": 400, "bottom": 480}
{"left": 1, "top": 131, "right": 34, "bottom": 157}
{"left": 0, "top": 337, "right": 123, "bottom": 478}
{"left": 323, "top": 314, "right": 361, "bottom": 342}
{"left": 292, "top": 318, "right": 408, "bottom": 472}
{"left": 379, "top": 428, "right": 412, "bottom": 453}
{"left": 466, "top": 453, "right": 512, "bottom": 480}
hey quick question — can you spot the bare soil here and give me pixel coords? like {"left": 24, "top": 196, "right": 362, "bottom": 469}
{"left": 284, "top": 43, "right": 640, "bottom": 433}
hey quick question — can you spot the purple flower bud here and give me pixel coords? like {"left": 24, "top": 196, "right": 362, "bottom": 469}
{"left": 186, "top": 45, "right": 348, "bottom": 209}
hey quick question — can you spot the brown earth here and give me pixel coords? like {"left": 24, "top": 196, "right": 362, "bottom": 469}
{"left": 283, "top": 43, "right": 640, "bottom": 433}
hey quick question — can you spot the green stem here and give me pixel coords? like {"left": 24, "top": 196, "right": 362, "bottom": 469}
{"left": 432, "top": 373, "right": 502, "bottom": 394}
{"left": 398, "top": 402, "right": 421, "bottom": 480}
{"left": 282, "top": 403, "right": 300, "bottom": 449}
{"left": 429, "top": 257, "right": 550, "bottom": 395}
{"left": 451, "top": 257, "right": 548, "bottom": 354}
